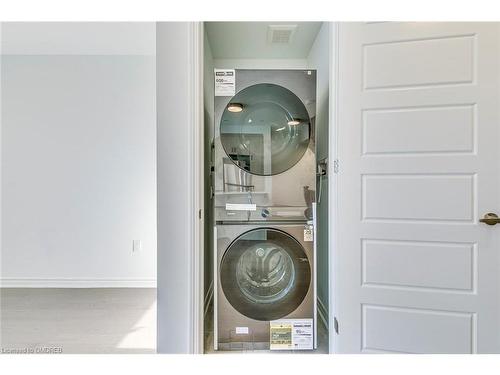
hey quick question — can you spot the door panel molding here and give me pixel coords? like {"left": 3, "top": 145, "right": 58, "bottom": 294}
{"left": 334, "top": 22, "right": 500, "bottom": 353}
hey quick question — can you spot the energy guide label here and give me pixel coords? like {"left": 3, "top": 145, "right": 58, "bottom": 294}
{"left": 215, "top": 69, "right": 236, "bottom": 96}
{"left": 270, "top": 319, "right": 313, "bottom": 350}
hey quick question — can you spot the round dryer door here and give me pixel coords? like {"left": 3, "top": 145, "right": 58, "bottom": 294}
{"left": 220, "top": 83, "right": 311, "bottom": 176}
{"left": 220, "top": 228, "right": 311, "bottom": 321}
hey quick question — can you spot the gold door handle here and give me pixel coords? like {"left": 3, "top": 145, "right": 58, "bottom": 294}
{"left": 479, "top": 213, "right": 500, "bottom": 225}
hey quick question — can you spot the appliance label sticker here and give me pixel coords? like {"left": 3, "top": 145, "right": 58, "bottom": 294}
{"left": 235, "top": 326, "right": 249, "bottom": 335}
{"left": 270, "top": 319, "right": 313, "bottom": 350}
{"left": 304, "top": 227, "right": 313, "bottom": 242}
{"left": 215, "top": 69, "right": 236, "bottom": 96}
{"left": 225, "top": 203, "right": 257, "bottom": 211}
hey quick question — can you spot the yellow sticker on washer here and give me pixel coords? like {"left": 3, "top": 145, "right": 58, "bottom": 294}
{"left": 270, "top": 322, "right": 293, "bottom": 350}
{"left": 270, "top": 319, "right": 314, "bottom": 350}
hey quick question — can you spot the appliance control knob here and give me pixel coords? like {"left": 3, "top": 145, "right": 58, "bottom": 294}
{"left": 261, "top": 209, "right": 270, "bottom": 218}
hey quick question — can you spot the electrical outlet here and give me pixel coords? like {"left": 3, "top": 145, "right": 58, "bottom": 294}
{"left": 133, "top": 240, "right": 142, "bottom": 253}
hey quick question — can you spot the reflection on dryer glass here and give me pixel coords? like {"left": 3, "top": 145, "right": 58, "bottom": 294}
{"left": 220, "top": 83, "right": 311, "bottom": 176}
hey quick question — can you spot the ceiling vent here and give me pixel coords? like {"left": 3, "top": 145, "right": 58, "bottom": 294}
{"left": 267, "top": 25, "right": 298, "bottom": 44}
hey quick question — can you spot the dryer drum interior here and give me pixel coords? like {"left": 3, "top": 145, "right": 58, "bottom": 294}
{"left": 220, "top": 83, "right": 311, "bottom": 176}
{"left": 220, "top": 228, "right": 311, "bottom": 321}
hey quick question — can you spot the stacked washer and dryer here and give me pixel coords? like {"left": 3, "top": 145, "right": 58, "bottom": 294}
{"left": 213, "top": 69, "right": 317, "bottom": 351}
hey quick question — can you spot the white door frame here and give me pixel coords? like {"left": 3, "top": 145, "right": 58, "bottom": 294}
{"left": 328, "top": 21, "right": 340, "bottom": 354}
{"left": 188, "top": 21, "right": 205, "bottom": 354}
{"left": 190, "top": 21, "right": 341, "bottom": 354}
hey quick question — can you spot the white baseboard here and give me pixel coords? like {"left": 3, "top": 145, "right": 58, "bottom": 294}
{"left": 317, "top": 296, "right": 329, "bottom": 330}
{"left": 204, "top": 280, "right": 214, "bottom": 317}
{"left": 0, "top": 278, "right": 157, "bottom": 288}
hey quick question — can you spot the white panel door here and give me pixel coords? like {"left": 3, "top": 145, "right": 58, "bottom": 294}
{"left": 336, "top": 22, "right": 500, "bottom": 353}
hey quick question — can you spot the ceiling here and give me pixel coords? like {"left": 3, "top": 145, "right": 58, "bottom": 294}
{"left": 1, "top": 22, "right": 155, "bottom": 55}
{"left": 205, "top": 22, "right": 323, "bottom": 60}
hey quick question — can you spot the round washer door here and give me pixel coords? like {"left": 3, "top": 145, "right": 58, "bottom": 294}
{"left": 220, "top": 83, "right": 311, "bottom": 176}
{"left": 220, "top": 228, "right": 311, "bottom": 321}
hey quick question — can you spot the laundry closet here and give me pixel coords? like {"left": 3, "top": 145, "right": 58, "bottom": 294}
{"left": 202, "top": 22, "right": 331, "bottom": 353}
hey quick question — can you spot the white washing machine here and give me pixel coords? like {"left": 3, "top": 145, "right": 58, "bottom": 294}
{"left": 214, "top": 222, "right": 316, "bottom": 351}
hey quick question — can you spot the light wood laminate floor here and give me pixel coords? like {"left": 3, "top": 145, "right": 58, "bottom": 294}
{"left": 1, "top": 288, "right": 328, "bottom": 354}
{"left": 0, "top": 288, "right": 156, "bottom": 354}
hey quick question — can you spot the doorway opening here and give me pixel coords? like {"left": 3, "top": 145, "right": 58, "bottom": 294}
{"left": 202, "top": 21, "right": 332, "bottom": 353}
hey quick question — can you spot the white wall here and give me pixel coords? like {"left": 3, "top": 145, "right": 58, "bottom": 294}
{"left": 1, "top": 22, "right": 155, "bottom": 56}
{"left": 0, "top": 23, "right": 157, "bottom": 287}
{"left": 157, "top": 22, "right": 199, "bottom": 354}
{"left": 307, "top": 22, "right": 330, "bottom": 328}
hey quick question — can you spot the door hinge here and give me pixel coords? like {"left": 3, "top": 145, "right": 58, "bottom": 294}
{"left": 334, "top": 317, "right": 339, "bottom": 334}
{"left": 333, "top": 159, "right": 339, "bottom": 174}
{"left": 198, "top": 209, "right": 202, "bottom": 219}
